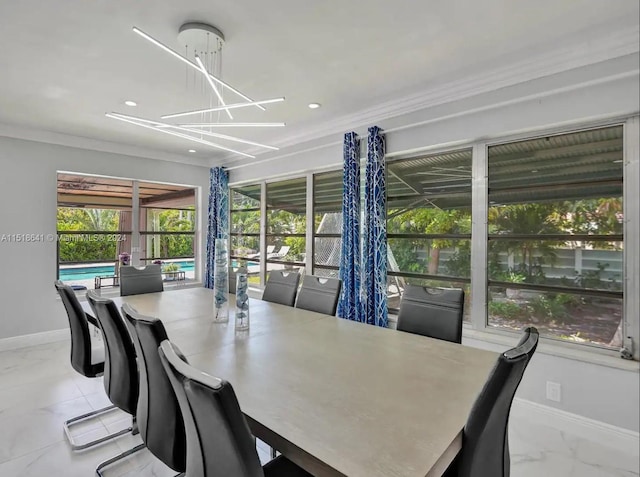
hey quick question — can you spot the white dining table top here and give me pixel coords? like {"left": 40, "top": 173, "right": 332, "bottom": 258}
{"left": 87, "top": 287, "right": 498, "bottom": 477}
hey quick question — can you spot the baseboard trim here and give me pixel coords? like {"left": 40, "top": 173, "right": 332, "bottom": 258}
{"left": 0, "top": 328, "right": 69, "bottom": 352}
{"left": 512, "top": 398, "right": 640, "bottom": 457}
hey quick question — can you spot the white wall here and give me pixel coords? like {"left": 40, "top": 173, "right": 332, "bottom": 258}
{"left": 228, "top": 54, "right": 640, "bottom": 433}
{"left": 0, "top": 137, "right": 209, "bottom": 339}
{"left": 464, "top": 336, "right": 640, "bottom": 433}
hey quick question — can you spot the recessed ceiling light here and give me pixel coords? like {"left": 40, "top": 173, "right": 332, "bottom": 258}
{"left": 124, "top": 100, "right": 137, "bottom": 106}
{"left": 613, "top": 159, "right": 623, "bottom": 163}
{"left": 531, "top": 169, "right": 538, "bottom": 173}
{"left": 308, "top": 103, "right": 321, "bottom": 109}
{"left": 188, "top": 149, "right": 196, "bottom": 153}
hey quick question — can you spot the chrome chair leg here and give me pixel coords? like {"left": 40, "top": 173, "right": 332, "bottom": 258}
{"left": 96, "top": 443, "right": 146, "bottom": 477}
{"left": 63, "top": 405, "right": 130, "bottom": 450}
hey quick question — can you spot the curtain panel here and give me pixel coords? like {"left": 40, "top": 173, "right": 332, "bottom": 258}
{"left": 359, "top": 126, "right": 387, "bottom": 327}
{"left": 204, "top": 167, "right": 229, "bottom": 288}
{"left": 337, "top": 132, "right": 362, "bottom": 321}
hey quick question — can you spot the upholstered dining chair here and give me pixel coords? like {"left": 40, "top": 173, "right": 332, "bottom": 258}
{"left": 119, "top": 264, "right": 164, "bottom": 296}
{"left": 86, "top": 291, "right": 146, "bottom": 476}
{"left": 159, "top": 340, "right": 313, "bottom": 477}
{"left": 122, "top": 304, "right": 186, "bottom": 475}
{"left": 444, "top": 327, "right": 539, "bottom": 477}
{"left": 262, "top": 270, "right": 300, "bottom": 307}
{"left": 55, "top": 281, "right": 129, "bottom": 450}
{"left": 295, "top": 275, "right": 342, "bottom": 315}
{"left": 397, "top": 285, "right": 465, "bottom": 343}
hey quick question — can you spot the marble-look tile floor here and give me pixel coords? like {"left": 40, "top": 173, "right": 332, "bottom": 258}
{"left": 0, "top": 339, "right": 637, "bottom": 477}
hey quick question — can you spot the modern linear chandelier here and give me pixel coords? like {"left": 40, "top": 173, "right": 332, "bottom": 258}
{"left": 107, "top": 23, "right": 285, "bottom": 159}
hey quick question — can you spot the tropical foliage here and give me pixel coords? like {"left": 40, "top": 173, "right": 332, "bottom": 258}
{"left": 57, "top": 207, "right": 195, "bottom": 263}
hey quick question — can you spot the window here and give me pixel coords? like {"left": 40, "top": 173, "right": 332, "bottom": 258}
{"left": 138, "top": 181, "right": 197, "bottom": 283}
{"left": 387, "top": 149, "right": 472, "bottom": 318}
{"left": 230, "top": 184, "right": 261, "bottom": 284}
{"left": 487, "top": 126, "right": 624, "bottom": 349}
{"left": 266, "top": 177, "right": 306, "bottom": 276}
{"left": 313, "top": 170, "right": 343, "bottom": 278}
{"left": 57, "top": 174, "right": 133, "bottom": 285}
{"left": 226, "top": 119, "right": 637, "bottom": 357}
{"left": 57, "top": 174, "right": 197, "bottom": 286}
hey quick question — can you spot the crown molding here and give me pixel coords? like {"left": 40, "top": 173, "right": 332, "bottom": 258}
{"left": 0, "top": 122, "right": 209, "bottom": 168}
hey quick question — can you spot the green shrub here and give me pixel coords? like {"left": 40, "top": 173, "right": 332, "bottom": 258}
{"left": 528, "top": 294, "right": 569, "bottom": 321}
{"left": 488, "top": 301, "right": 525, "bottom": 319}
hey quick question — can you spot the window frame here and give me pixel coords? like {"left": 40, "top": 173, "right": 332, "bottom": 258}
{"left": 56, "top": 175, "right": 199, "bottom": 285}
{"left": 386, "top": 148, "right": 474, "bottom": 315}
{"left": 228, "top": 115, "right": 639, "bottom": 360}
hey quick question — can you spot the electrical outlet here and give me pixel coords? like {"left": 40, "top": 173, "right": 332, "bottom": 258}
{"left": 546, "top": 381, "right": 561, "bottom": 402}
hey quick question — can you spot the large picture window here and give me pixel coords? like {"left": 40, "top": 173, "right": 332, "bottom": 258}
{"left": 57, "top": 174, "right": 197, "bottom": 287}
{"left": 226, "top": 119, "right": 637, "bottom": 358}
{"left": 387, "top": 149, "right": 472, "bottom": 318}
{"left": 265, "top": 178, "right": 307, "bottom": 276}
{"left": 487, "top": 126, "right": 624, "bottom": 349}
{"left": 230, "top": 184, "right": 262, "bottom": 284}
{"left": 313, "top": 170, "right": 343, "bottom": 278}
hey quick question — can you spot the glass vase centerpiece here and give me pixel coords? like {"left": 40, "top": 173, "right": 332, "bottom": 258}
{"left": 235, "top": 267, "right": 250, "bottom": 331}
{"left": 213, "top": 238, "right": 229, "bottom": 323}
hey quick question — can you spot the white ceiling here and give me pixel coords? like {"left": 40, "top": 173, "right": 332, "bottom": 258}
{"left": 0, "top": 0, "right": 637, "bottom": 166}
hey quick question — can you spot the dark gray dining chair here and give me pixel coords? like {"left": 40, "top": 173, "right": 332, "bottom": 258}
{"left": 122, "top": 304, "right": 186, "bottom": 475}
{"left": 158, "top": 340, "right": 313, "bottom": 477}
{"left": 444, "top": 327, "right": 539, "bottom": 477}
{"left": 295, "top": 275, "right": 342, "bottom": 315}
{"left": 86, "top": 291, "right": 146, "bottom": 476}
{"left": 262, "top": 270, "right": 300, "bottom": 307}
{"left": 119, "top": 264, "right": 164, "bottom": 296}
{"left": 397, "top": 285, "right": 465, "bottom": 343}
{"left": 55, "top": 281, "right": 127, "bottom": 450}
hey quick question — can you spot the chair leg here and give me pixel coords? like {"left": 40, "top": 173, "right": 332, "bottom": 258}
{"left": 96, "top": 443, "right": 146, "bottom": 477}
{"left": 64, "top": 405, "right": 131, "bottom": 450}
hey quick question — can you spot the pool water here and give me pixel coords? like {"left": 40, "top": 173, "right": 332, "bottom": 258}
{"left": 59, "top": 260, "right": 195, "bottom": 282}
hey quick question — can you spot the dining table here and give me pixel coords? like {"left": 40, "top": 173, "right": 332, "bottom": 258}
{"left": 86, "top": 286, "right": 498, "bottom": 477}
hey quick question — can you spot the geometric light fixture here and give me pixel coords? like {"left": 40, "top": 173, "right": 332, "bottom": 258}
{"left": 161, "top": 98, "right": 285, "bottom": 119}
{"left": 106, "top": 23, "right": 285, "bottom": 158}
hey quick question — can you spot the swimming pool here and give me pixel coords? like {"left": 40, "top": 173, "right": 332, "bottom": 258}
{"left": 59, "top": 260, "right": 195, "bottom": 282}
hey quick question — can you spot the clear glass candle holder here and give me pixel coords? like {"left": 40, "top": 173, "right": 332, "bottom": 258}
{"left": 235, "top": 271, "right": 250, "bottom": 331}
{"left": 213, "top": 238, "right": 229, "bottom": 323}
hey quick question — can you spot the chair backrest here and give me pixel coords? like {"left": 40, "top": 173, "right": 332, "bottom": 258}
{"left": 261, "top": 270, "right": 300, "bottom": 307}
{"left": 120, "top": 264, "right": 164, "bottom": 296}
{"left": 54, "top": 280, "right": 97, "bottom": 377}
{"left": 456, "top": 327, "right": 539, "bottom": 477}
{"left": 159, "top": 341, "right": 264, "bottom": 477}
{"left": 295, "top": 275, "right": 342, "bottom": 315}
{"left": 397, "top": 285, "right": 465, "bottom": 343}
{"left": 121, "top": 304, "right": 186, "bottom": 472}
{"left": 86, "top": 291, "right": 139, "bottom": 415}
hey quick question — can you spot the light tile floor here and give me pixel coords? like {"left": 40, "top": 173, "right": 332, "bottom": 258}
{"left": 0, "top": 339, "right": 637, "bottom": 477}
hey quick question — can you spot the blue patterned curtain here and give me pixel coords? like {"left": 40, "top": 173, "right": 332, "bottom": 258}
{"left": 359, "top": 126, "right": 387, "bottom": 327}
{"left": 204, "top": 167, "right": 229, "bottom": 288}
{"left": 337, "top": 132, "right": 361, "bottom": 321}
